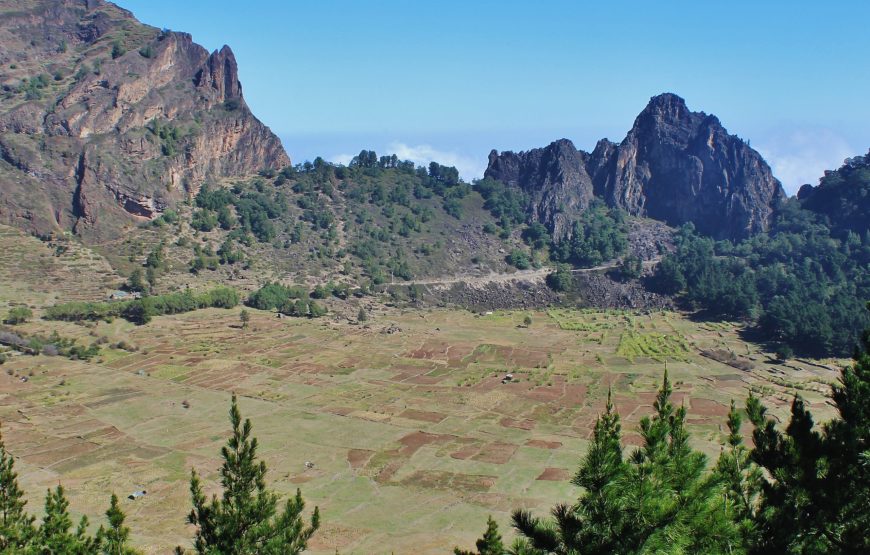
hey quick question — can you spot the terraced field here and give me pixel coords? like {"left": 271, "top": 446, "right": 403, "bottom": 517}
{"left": 0, "top": 227, "right": 843, "bottom": 553}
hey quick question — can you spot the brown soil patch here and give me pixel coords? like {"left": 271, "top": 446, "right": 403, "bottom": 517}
{"left": 536, "top": 467, "right": 570, "bottom": 481}
{"left": 405, "top": 374, "right": 442, "bottom": 385}
{"left": 525, "top": 439, "right": 562, "bottom": 449}
{"left": 400, "top": 470, "right": 496, "bottom": 492}
{"left": 562, "top": 384, "right": 587, "bottom": 406}
{"left": 613, "top": 398, "right": 643, "bottom": 421}
{"left": 408, "top": 340, "right": 451, "bottom": 359}
{"left": 323, "top": 406, "right": 355, "bottom": 416}
{"left": 690, "top": 397, "right": 730, "bottom": 417}
{"left": 398, "top": 409, "right": 446, "bottom": 423}
{"left": 472, "top": 442, "right": 518, "bottom": 464}
{"left": 347, "top": 449, "right": 374, "bottom": 469}
{"left": 500, "top": 417, "right": 535, "bottom": 430}
{"left": 398, "top": 431, "right": 453, "bottom": 456}
{"left": 375, "top": 460, "right": 403, "bottom": 483}
{"left": 450, "top": 443, "right": 481, "bottom": 460}
{"left": 527, "top": 385, "right": 563, "bottom": 402}
{"left": 336, "top": 358, "right": 361, "bottom": 369}
{"left": 286, "top": 363, "right": 330, "bottom": 374}
{"left": 508, "top": 348, "right": 550, "bottom": 368}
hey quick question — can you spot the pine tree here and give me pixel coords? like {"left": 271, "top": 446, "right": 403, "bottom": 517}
{"left": 454, "top": 515, "right": 505, "bottom": 555}
{"left": 32, "top": 485, "right": 98, "bottom": 554}
{"left": 0, "top": 425, "right": 34, "bottom": 550}
{"left": 713, "top": 400, "right": 762, "bottom": 547}
{"left": 746, "top": 307, "right": 870, "bottom": 554}
{"left": 97, "top": 493, "right": 139, "bottom": 555}
{"left": 511, "top": 372, "right": 746, "bottom": 554}
{"left": 187, "top": 394, "right": 319, "bottom": 554}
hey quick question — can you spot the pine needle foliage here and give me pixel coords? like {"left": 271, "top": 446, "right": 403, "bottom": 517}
{"left": 97, "top": 493, "right": 139, "bottom": 555}
{"left": 455, "top": 515, "right": 506, "bottom": 555}
{"left": 187, "top": 394, "right": 320, "bottom": 554}
{"left": 745, "top": 306, "right": 870, "bottom": 554}
{"left": 0, "top": 425, "right": 33, "bottom": 550}
{"left": 511, "top": 372, "right": 746, "bottom": 554}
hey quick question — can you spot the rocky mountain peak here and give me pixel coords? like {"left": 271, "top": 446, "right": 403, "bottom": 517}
{"left": 485, "top": 93, "right": 786, "bottom": 240}
{"left": 197, "top": 45, "right": 244, "bottom": 103}
{"left": 637, "top": 92, "right": 691, "bottom": 121}
{"left": 0, "top": 0, "right": 289, "bottom": 241}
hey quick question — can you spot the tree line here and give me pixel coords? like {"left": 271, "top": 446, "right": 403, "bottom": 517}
{"left": 651, "top": 200, "right": 870, "bottom": 357}
{"left": 43, "top": 287, "right": 240, "bottom": 325}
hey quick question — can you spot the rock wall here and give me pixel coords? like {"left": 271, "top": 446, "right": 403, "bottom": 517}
{"left": 486, "top": 93, "right": 786, "bottom": 240}
{"left": 0, "top": 0, "right": 289, "bottom": 241}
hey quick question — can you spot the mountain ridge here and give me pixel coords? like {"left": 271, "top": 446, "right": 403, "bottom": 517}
{"left": 0, "top": 0, "right": 288, "bottom": 241}
{"left": 486, "top": 93, "right": 786, "bottom": 240}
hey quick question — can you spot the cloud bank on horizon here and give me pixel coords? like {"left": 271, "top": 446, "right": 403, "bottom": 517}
{"left": 757, "top": 128, "right": 857, "bottom": 195}
{"left": 323, "top": 131, "right": 857, "bottom": 196}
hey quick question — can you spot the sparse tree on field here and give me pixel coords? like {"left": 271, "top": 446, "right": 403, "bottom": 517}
{"left": 357, "top": 307, "right": 368, "bottom": 322}
{"left": 454, "top": 515, "right": 506, "bottom": 555}
{"left": 127, "top": 269, "right": 146, "bottom": 293}
{"left": 523, "top": 315, "right": 532, "bottom": 327}
{"left": 96, "top": 493, "right": 139, "bottom": 555}
{"left": 3, "top": 307, "right": 32, "bottom": 325}
{"left": 187, "top": 394, "right": 319, "bottom": 554}
{"left": 240, "top": 309, "right": 250, "bottom": 329}
{"left": 145, "top": 266, "right": 157, "bottom": 290}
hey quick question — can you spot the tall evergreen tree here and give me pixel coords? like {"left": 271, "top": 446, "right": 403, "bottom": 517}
{"left": 31, "top": 485, "right": 98, "bottom": 554}
{"left": 713, "top": 400, "right": 763, "bottom": 548}
{"left": 187, "top": 394, "right": 319, "bottom": 554}
{"left": 97, "top": 493, "right": 139, "bottom": 555}
{"left": 454, "top": 516, "right": 506, "bottom": 555}
{"left": 746, "top": 304, "right": 870, "bottom": 554}
{"left": 511, "top": 373, "right": 746, "bottom": 554}
{"left": 0, "top": 426, "right": 34, "bottom": 550}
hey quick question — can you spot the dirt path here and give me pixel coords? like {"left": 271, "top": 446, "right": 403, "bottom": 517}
{"left": 400, "top": 258, "right": 661, "bottom": 287}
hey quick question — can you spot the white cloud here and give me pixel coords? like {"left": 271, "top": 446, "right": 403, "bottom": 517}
{"left": 328, "top": 153, "right": 354, "bottom": 166}
{"left": 387, "top": 142, "right": 486, "bottom": 182}
{"left": 756, "top": 129, "right": 857, "bottom": 195}
{"left": 327, "top": 142, "right": 486, "bottom": 182}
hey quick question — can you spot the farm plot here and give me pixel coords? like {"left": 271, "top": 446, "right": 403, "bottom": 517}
{"left": 0, "top": 302, "right": 842, "bottom": 554}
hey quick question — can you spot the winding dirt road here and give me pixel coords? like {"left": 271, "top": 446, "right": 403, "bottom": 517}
{"left": 399, "top": 258, "right": 661, "bottom": 287}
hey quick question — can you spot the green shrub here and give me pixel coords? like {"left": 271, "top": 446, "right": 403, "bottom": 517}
{"left": 4, "top": 307, "right": 32, "bottom": 325}
{"left": 507, "top": 249, "right": 531, "bottom": 270}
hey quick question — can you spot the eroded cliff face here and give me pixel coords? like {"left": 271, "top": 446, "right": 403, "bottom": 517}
{"left": 486, "top": 139, "right": 594, "bottom": 238}
{"left": 0, "top": 0, "right": 289, "bottom": 241}
{"left": 486, "top": 93, "right": 786, "bottom": 240}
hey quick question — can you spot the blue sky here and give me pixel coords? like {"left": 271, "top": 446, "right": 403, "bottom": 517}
{"left": 119, "top": 0, "right": 870, "bottom": 193}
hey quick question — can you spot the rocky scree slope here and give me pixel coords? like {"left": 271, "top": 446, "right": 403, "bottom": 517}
{"left": 486, "top": 93, "right": 786, "bottom": 240}
{"left": 0, "top": 0, "right": 288, "bottom": 241}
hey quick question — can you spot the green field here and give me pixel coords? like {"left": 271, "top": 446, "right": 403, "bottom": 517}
{"left": 0, "top": 229, "right": 842, "bottom": 554}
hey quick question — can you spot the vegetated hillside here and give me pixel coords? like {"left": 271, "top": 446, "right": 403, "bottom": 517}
{"left": 798, "top": 149, "right": 870, "bottom": 238}
{"left": 103, "top": 156, "right": 529, "bottom": 292}
{"left": 103, "top": 149, "right": 680, "bottom": 300}
{"left": 486, "top": 93, "right": 785, "bottom": 240}
{"left": 0, "top": 0, "right": 288, "bottom": 242}
{"left": 650, "top": 197, "right": 870, "bottom": 357}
